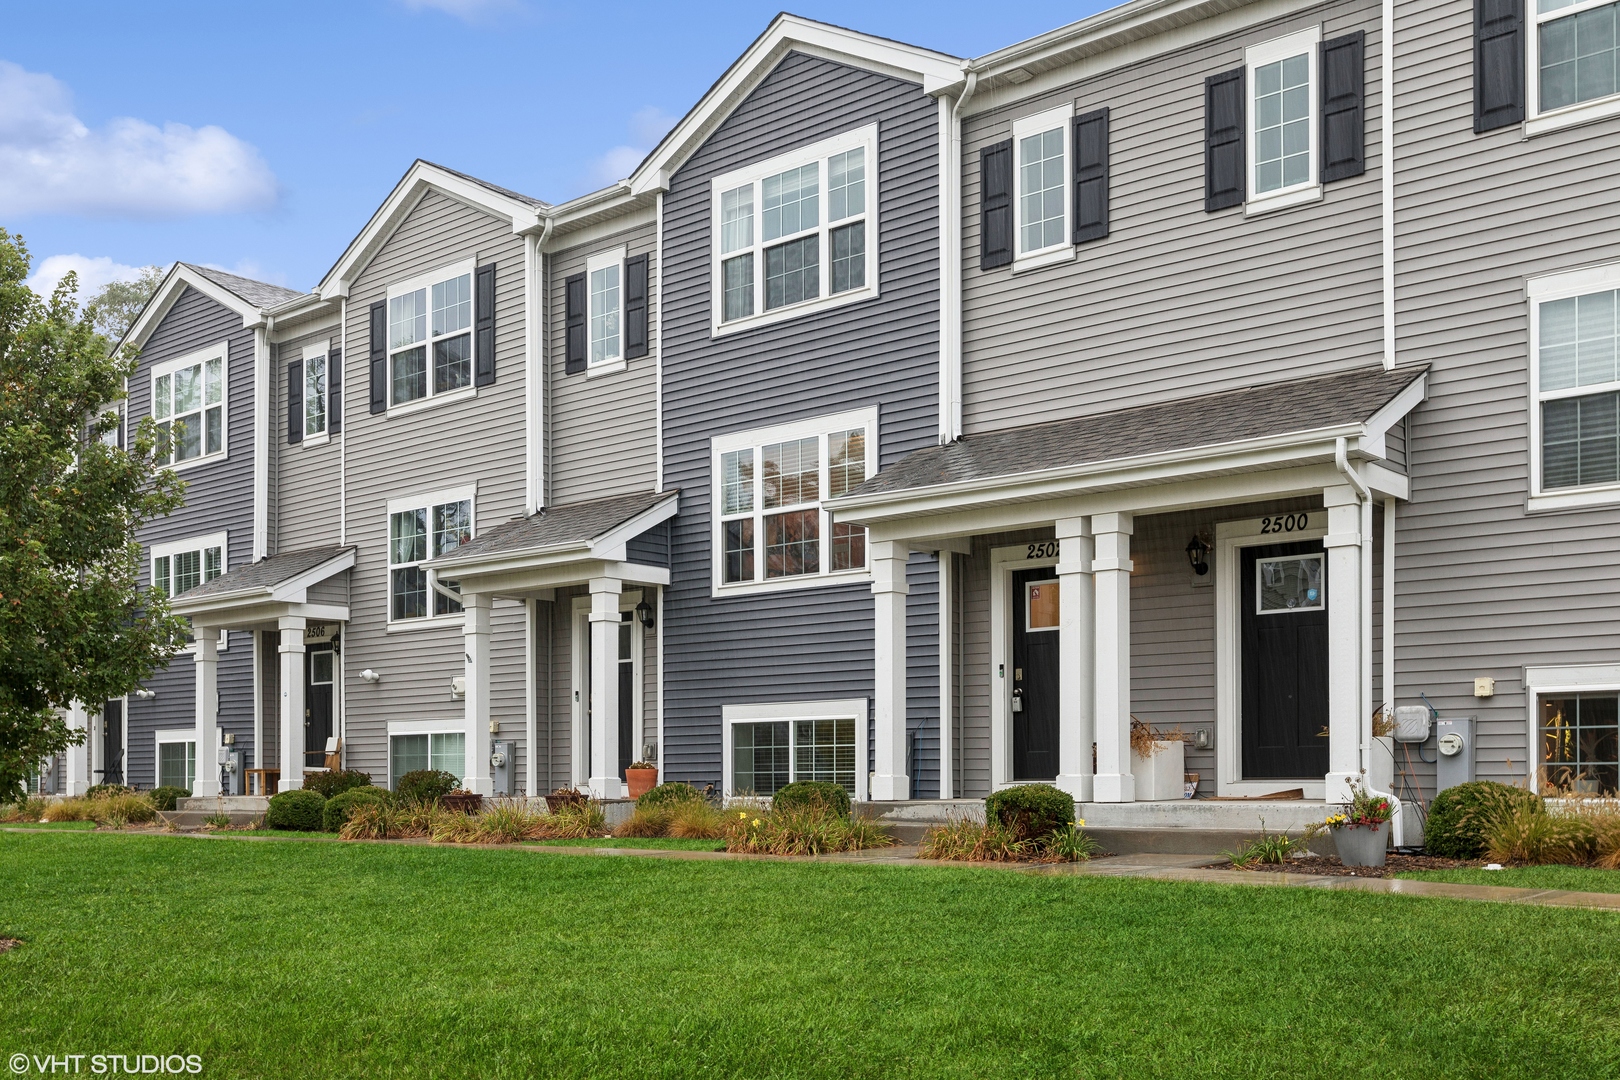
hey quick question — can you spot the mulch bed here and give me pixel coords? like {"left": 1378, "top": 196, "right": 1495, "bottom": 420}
{"left": 1212, "top": 854, "right": 1487, "bottom": 879}
{"left": 0, "top": 938, "right": 21, "bottom": 954}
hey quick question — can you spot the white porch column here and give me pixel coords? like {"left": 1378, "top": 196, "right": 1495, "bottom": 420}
{"left": 1091, "top": 512, "right": 1135, "bottom": 803}
{"left": 870, "top": 541, "right": 910, "bottom": 801}
{"left": 192, "top": 630, "right": 221, "bottom": 797}
{"left": 278, "top": 616, "right": 306, "bottom": 791}
{"left": 1324, "top": 485, "right": 1365, "bottom": 804}
{"left": 64, "top": 702, "right": 89, "bottom": 796}
{"left": 586, "top": 578, "right": 623, "bottom": 800}
{"left": 462, "top": 592, "right": 494, "bottom": 796}
{"left": 1055, "top": 517, "right": 1095, "bottom": 802}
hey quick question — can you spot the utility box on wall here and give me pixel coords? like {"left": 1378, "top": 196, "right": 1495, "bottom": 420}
{"left": 491, "top": 740, "right": 514, "bottom": 797}
{"left": 1435, "top": 717, "right": 1475, "bottom": 794}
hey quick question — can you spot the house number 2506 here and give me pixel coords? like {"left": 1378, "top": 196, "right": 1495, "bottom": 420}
{"left": 1026, "top": 541, "right": 1059, "bottom": 559}
{"left": 1259, "top": 513, "right": 1309, "bottom": 534}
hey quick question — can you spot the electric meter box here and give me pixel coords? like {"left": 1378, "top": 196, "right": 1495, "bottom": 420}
{"left": 1392, "top": 705, "right": 1432, "bottom": 743}
{"left": 1435, "top": 717, "right": 1475, "bottom": 794}
{"left": 491, "top": 739, "right": 514, "bottom": 797}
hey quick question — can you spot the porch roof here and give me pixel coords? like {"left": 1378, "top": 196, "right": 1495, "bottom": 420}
{"left": 842, "top": 364, "right": 1426, "bottom": 503}
{"left": 427, "top": 489, "right": 678, "bottom": 572}
{"left": 172, "top": 545, "right": 354, "bottom": 608}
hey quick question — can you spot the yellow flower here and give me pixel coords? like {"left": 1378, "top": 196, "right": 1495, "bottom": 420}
{"left": 1076, "top": 819, "right": 1086, "bottom": 828}
{"left": 752, "top": 818, "right": 761, "bottom": 827}
{"left": 738, "top": 811, "right": 748, "bottom": 819}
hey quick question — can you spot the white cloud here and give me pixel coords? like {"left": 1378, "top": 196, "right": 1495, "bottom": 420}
{"left": 585, "top": 107, "right": 679, "bottom": 187}
{"left": 396, "top": 0, "right": 520, "bottom": 20}
{"left": 25, "top": 254, "right": 153, "bottom": 300}
{"left": 0, "top": 60, "right": 277, "bottom": 219}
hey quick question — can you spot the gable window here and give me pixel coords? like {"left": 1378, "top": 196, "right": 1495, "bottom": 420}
{"left": 1245, "top": 27, "right": 1322, "bottom": 213}
{"left": 1534, "top": 0, "right": 1620, "bottom": 115}
{"left": 1013, "top": 105, "right": 1073, "bottom": 268}
{"left": 710, "top": 124, "right": 877, "bottom": 335}
{"left": 388, "top": 261, "right": 474, "bottom": 408}
{"left": 588, "top": 247, "right": 623, "bottom": 367}
{"left": 711, "top": 408, "right": 876, "bottom": 595}
{"left": 1530, "top": 267, "right": 1620, "bottom": 509}
{"left": 387, "top": 487, "right": 474, "bottom": 622}
{"left": 304, "top": 344, "right": 328, "bottom": 440}
{"left": 152, "top": 343, "right": 227, "bottom": 467}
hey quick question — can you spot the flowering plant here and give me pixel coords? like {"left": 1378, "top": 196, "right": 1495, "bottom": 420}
{"left": 1323, "top": 775, "right": 1393, "bottom": 830}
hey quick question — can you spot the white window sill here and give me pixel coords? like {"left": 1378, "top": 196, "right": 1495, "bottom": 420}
{"left": 711, "top": 286, "right": 877, "bottom": 338}
{"left": 302, "top": 432, "right": 330, "bottom": 449}
{"left": 1244, "top": 183, "right": 1323, "bottom": 217}
{"left": 387, "top": 385, "right": 478, "bottom": 419}
{"left": 1524, "top": 94, "right": 1620, "bottom": 138}
{"left": 1527, "top": 484, "right": 1620, "bottom": 514}
{"left": 586, "top": 359, "right": 627, "bottom": 379}
{"left": 1012, "top": 245, "right": 1077, "bottom": 274}
{"left": 385, "top": 615, "right": 465, "bottom": 634}
{"left": 164, "top": 451, "right": 229, "bottom": 474}
{"left": 711, "top": 569, "right": 872, "bottom": 599}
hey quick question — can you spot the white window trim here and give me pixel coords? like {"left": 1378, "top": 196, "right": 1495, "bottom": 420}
{"left": 385, "top": 724, "right": 467, "bottom": 789}
{"left": 384, "top": 257, "right": 478, "bottom": 414}
{"left": 1525, "top": 0, "right": 1620, "bottom": 135}
{"left": 150, "top": 530, "right": 229, "bottom": 654}
{"left": 586, "top": 245, "right": 628, "bottom": 377}
{"left": 709, "top": 406, "right": 878, "bottom": 598}
{"left": 1526, "top": 260, "right": 1620, "bottom": 512}
{"left": 385, "top": 483, "right": 476, "bottom": 628}
{"left": 709, "top": 124, "right": 880, "bottom": 338}
{"left": 301, "top": 342, "right": 330, "bottom": 448}
{"left": 1244, "top": 26, "right": 1323, "bottom": 217}
{"left": 1523, "top": 664, "right": 1620, "bottom": 794}
{"left": 150, "top": 340, "right": 230, "bottom": 472}
{"left": 721, "top": 698, "right": 869, "bottom": 803}
{"left": 154, "top": 729, "right": 198, "bottom": 791}
{"left": 1012, "top": 104, "right": 1076, "bottom": 272}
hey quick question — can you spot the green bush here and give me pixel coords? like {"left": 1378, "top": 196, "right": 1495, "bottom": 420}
{"left": 772, "top": 781, "right": 852, "bottom": 818}
{"left": 265, "top": 789, "right": 326, "bottom": 832}
{"left": 84, "top": 784, "right": 134, "bottom": 799}
{"left": 986, "top": 784, "right": 1075, "bottom": 842}
{"left": 395, "top": 770, "right": 459, "bottom": 804}
{"left": 147, "top": 786, "right": 191, "bottom": 812}
{"left": 302, "top": 770, "right": 374, "bottom": 799}
{"left": 636, "top": 782, "right": 705, "bottom": 810}
{"left": 1424, "top": 781, "right": 1544, "bottom": 858}
{"left": 321, "top": 787, "right": 388, "bottom": 833}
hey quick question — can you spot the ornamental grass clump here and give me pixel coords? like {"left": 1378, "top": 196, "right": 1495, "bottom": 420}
{"left": 43, "top": 793, "right": 156, "bottom": 826}
{"left": 0, "top": 797, "right": 49, "bottom": 823}
{"left": 613, "top": 806, "right": 671, "bottom": 838}
{"left": 635, "top": 781, "right": 706, "bottom": 810}
{"left": 546, "top": 797, "right": 608, "bottom": 838}
{"left": 722, "top": 802, "right": 894, "bottom": 855}
{"left": 920, "top": 788, "right": 1098, "bottom": 863}
{"left": 321, "top": 787, "right": 389, "bottom": 833}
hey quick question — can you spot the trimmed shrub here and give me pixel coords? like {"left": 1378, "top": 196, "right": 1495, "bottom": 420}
{"left": 637, "top": 782, "right": 705, "bottom": 810}
{"left": 321, "top": 787, "right": 388, "bottom": 833}
{"left": 395, "top": 770, "right": 459, "bottom": 805}
{"left": 772, "top": 781, "right": 851, "bottom": 818}
{"left": 303, "top": 770, "right": 374, "bottom": 800}
{"left": 986, "top": 784, "right": 1075, "bottom": 842}
{"left": 266, "top": 789, "right": 326, "bottom": 832}
{"left": 1424, "top": 781, "right": 1543, "bottom": 858}
{"left": 148, "top": 786, "right": 191, "bottom": 812}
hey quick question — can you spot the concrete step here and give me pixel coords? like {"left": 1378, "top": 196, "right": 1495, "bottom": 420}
{"left": 178, "top": 796, "right": 268, "bottom": 813}
{"left": 159, "top": 809, "right": 265, "bottom": 830}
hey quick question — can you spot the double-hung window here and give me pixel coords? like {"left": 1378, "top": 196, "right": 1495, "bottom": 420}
{"left": 1245, "top": 27, "right": 1322, "bottom": 213}
{"left": 711, "top": 408, "right": 876, "bottom": 594}
{"left": 588, "top": 247, "right": 623, "bottom": 368}
{"left": 387, "top": 487, "right": 474, "bottom": 622}
{"left": 303, "top": 343, "right": 328, "bottom": 441}
{"left": 1529, "top": 264, "right": 1620, "bottom": 510}
{"left": 388, "top": 260, "right": 474, "bottom": 408}
{"left": 1533, "top": 0, "right": 1620, "bottom": 118}
{"left": 711, "top": 124, "right": 877, "bottom": 334}
{"left": 1013, "top": 105, "right": 1073, "bottom": 269}
{"left": 150, "top": 531, "right": 228, "bottom": 651}
{"left": 152, "top": 343, "right": 227, "bottom": 467}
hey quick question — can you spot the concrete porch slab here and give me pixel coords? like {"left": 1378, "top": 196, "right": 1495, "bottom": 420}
{"left": 178, "top": 796, "right": 270, "bottom": 813}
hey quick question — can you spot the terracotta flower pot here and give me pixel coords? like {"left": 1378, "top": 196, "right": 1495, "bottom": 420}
{"left": 625, "top": 767, "right": 658, "bottom": 799}
{"left": 442, "top": 793, "right": 484, "bottom": 815}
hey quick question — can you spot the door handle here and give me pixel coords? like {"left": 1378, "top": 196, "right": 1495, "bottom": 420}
{"left": 1011, "top": 688, "right": 1024, "bottom": 713}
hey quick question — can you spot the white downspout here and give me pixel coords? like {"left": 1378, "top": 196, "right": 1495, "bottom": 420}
{"left": 938, "top": 68, "right": 976, "bottom": 445}
{"left": 1381, "top": 0, "right": 1396, "bottom": 370}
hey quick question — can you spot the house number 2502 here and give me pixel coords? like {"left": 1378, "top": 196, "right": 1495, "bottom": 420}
{"left": 1026, "top": 541, "right": 1059, "bottom": 559}
{"left": 1260, "top": 513, "right": 1309, "bottom": 534}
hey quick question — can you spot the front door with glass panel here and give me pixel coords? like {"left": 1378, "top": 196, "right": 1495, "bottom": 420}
{"left": 1011, "top": 569, "right": 1060, "bottom": 781}
{"left": 305, "top": 645, "right": 335, "bottom": 769}
{"left": 1240, "top": 541, "right": 1329, "bottom": 779}
{"left": 101, "top": 699, "right": 124, "bottom": 785}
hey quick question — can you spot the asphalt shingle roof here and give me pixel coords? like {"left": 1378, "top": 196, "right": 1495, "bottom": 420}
{"left": 434, "top": 490, "right": 676, "bottom": 565}
{"left": 419, "top": 160, "right": 551, "bottom": 209}
{"left": 182, "top": 264, "right": 305, "bottom": 309}
{"left": 177, "top": 545, "right": 353, "bottom": 601}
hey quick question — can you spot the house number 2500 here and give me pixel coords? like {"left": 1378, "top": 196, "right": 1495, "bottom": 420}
{"left": 1260, "top": 513, "right": 1309, "bottom": 534}
{"left": 1026, "top": 541, "right": 1059, "bottom": 559}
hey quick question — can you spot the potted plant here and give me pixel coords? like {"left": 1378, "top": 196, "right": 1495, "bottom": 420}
{"left": 1129, "top": 719, "right": 1187, "bottom": 801}
{"left": 1321, "top": 775, "right": 1394, "bottom": 867}
{"left": 625, "top": 761, "right": 659, "bottom": 799}
{"left": 442, "top": 789, "right": 484, "bottom": 814}
{"left": 545, "top": 787, "right": 586, "bottom": 813}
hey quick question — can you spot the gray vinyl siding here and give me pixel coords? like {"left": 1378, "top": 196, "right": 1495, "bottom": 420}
{"left": 546, "top": 221, "right": 660, "bottom": 505}
{"left": 126, "top": 286, "right": 258, "bottom": 787}
{"left": 905, "top": 554, "right": 941, "bottom": 796}
{"left": 659, "top": 51, "right": 942, "bottom": 789}
{"left": 338, "top": 189, "right": 530, "bottom": 783}
{"left": 959, "top": 0, "right": 1385, "bottom": 433}
{"left": 259, "top": 631, "right": 279, "bottom": 770}
{"left": 272, "top": 322, "right": 343, "bottom": 553}
{"left": 1391, "top": 0, "right": 1620, "bottom": 788}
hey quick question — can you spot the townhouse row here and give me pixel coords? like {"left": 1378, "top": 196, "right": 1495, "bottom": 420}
{"left": 43, "top": 0, "right": 1620, "bottom": 825}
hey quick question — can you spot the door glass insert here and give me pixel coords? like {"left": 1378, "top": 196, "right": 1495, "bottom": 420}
{"left": 310, "top": 650, "right": 334, "bottom": 684}
{"left": 1025, "top": 580, "right": 1060, "bottom": 631}
{"left": 1256, "top": 554, "right": 1324, "bottom": 613}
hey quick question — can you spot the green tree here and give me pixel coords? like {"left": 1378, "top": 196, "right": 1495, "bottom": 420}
{"left": 85, "top": 265, "right": 165, "bottom": 344}
{"left": 1, "top": 231, "right": 187, "bottom": 802}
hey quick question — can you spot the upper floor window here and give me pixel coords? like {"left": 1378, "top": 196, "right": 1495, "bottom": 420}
{"left": 1245, "top": 27, "right": 1321, "bottom": 212}
{"left": 304, "top": 343, "right": 328, "bottom": 440}
{"left": 388, "top": 261, "right": 473, "bottom": 408}
{"left": 588, "top": 247, "right": 622, "bottom": 366}
{"left": 152, "top": 344, "right": 226, "bottom": 468}
{"left": 1529, "top": 264, "right": 1620, "bottom": 510}
{"left": 710, "top": 125, "right": 877, "bottom": 336}
{"left": 1013, "top": 105, "right": 1073, "bottom": 267}
{"left": 1534, "top": 0, "right": 1619, "bottom": 113}
{"left": 387, "top": 486, "right": 474, "bottom": 622}
{"left": 150, "top": 530, "right": 229, "bottom": 651}
{"left": 710, "top": 408, "right": 876, "bottom": 595}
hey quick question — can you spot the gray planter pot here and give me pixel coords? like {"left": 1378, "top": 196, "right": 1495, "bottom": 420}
{"left": 1333, "top": 822, "right": 1389, "bottom": 867}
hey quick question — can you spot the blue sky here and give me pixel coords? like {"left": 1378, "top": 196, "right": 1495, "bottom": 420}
{"left": 3, "top": 0, "right": 1114, "bottom": 300}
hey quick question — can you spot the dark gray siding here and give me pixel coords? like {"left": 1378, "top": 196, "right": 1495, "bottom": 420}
{"left": 625, "top": 521, "right": 670, "bottom": 568}
{"left": 905, "top": 554, "right": 940, "bottom": 796}
{"left": 126, "top": 286, "right": 259, "bottom": 787}
{"left": 659, "top": 51, "right": 941, "bottom": 788}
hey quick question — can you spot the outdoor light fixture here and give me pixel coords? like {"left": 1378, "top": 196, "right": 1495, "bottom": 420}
{"left": 636, "top": 598, "right": 656, "bottom": 629}
{"left": 133, "top": 688, "right": 156, "bottom": 700}
{"left": 1185, "top": 536, "right": 1211, "bottom": 576}
{"left": 359, "top": 669, "right": 381, "bottom": 683}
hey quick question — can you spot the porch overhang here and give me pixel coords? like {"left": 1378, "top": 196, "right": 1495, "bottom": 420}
{"left": 168, "top": 546, "right": 355, "bottom": 630}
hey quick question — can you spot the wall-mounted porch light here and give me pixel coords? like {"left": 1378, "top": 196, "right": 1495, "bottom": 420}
{"left": 635, "top": 598, "right": 656, "bottom": 629}
{"left": 132, "top": 688, "right": 156, "bottom": 700}
{"left": 359, "top": 669, "right": 381, "bottom": 683}
{"left": 1185, "top": 536, "right": 1211, "bottom": 576}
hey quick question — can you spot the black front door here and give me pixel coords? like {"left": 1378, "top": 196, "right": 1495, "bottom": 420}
{"left": 1011, "top": 568, "right": 1060, "bottom": 781}
{"left": 101, "top": 700, "right": 123, "bottom": 785}
{"left": 618, "top": 612, "right": 634, "bottom": 778}
{"left": 305, "top": 645, "right": 335, "bottom": 769}
{"left": 1241, "top": 540, "right": 1329, "bottom": 779}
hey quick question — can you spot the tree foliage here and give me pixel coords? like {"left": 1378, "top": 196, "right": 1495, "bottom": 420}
{"left": 84, "top": 265, "right": 165, "bottom": 345}
{"left": 0, "top": 230, "right": 187, "bottom": 801}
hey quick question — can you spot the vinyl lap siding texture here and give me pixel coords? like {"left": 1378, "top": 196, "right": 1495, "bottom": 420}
{"left": 959, "top": 0, "right": 1385, "bottom": 433}
{"left": 1393, "top": 0, "right": 1620, "bottom": 786}
{"left": 272, "top": 321, "right": 343, "bottom": 553}
{"left": 660, "top": 51, "right": 941, "bottom": 790}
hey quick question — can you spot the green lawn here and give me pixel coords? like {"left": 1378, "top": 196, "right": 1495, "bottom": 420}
{"left": 1, "top": 821, "right": 97, "bottom": 831}
{"left": 1398, "top": 865, "right": 1620, "bottom": 894}
{"left": 2, "top": 832, "right": 1618, "bottom": 1079}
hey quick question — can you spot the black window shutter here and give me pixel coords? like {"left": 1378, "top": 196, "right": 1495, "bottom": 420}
{"left": 328, "top": 348, "right": 342, "bottom": 435}
{"left": 564, "top": 272, "right": 586, "bottom": 374}
{"left": 1320, "top": 32, "right": 1366, "bottom": 183}
{"left": 368, "top": 300, "right": 387, "bottom": 414}
{"left": 624, "top": 253, "right": 649, "bottom": 359}
{"left": 979, "top": 139, "right": 1013, "bottom": 270}
{"left": 474, "top": 262, "right": 496, "bottom": 387}
{"left": 287, "top": 359, "right": 303, "bottom": 445}
{"left": 1205, "top": 68, "right": 1246, "bottom": 212}
{"left": 1072, "top": 108, "right": 1110, "bottom": 243}
{"left": 1476, "top": 0, "right": 1526, "bottom": 132}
